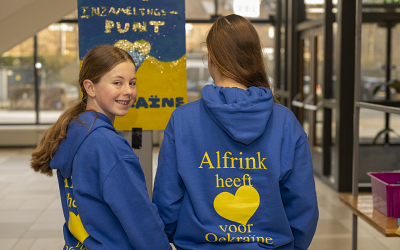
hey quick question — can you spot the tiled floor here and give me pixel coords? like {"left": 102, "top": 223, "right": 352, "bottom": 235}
{"left": 0, "top": 147, "right": 399, "bottom": 250}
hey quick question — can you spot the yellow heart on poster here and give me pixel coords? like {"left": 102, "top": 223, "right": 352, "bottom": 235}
{"left": 114, "top": 39, "right": 151, "bottom": 55}
{"left": 68, "top": 211, "right": 89, "bottom": 243}
{"left": 214, "top": 185, "right": 260, "bottom": 225}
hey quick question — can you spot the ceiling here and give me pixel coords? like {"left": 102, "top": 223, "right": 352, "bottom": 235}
{"left": 0, "top": 0, "right": 76, "bottom": 54}
{"left": 0, "top": 0, "right": 276, "bottom": 55}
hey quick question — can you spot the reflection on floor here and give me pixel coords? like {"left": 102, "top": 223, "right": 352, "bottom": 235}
{"left": 0, "top": 147, "right": 399, "bottom": 250}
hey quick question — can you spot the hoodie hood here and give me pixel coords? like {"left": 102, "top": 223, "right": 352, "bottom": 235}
{"left": 201, "top": 85, "right": 273, "bottom": 145}
{"left": 50, "top": 111, "right": 115, "bottom": 178}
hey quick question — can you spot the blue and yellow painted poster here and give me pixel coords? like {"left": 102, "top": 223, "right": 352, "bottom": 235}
{"left": 78, "top": 0, "right": 186, "bottom": 130}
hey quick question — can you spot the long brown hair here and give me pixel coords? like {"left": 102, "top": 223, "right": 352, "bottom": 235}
{"left": 31, "top": 45, "right": 135, "bottom": 176}
{"left": 206, "top": 14, "right": 278, "bottom": 103}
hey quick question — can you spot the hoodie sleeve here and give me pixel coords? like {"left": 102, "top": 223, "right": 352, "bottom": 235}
{"left": 279, "top": 135, "right": 319, "bottom": 250}
{"left": 102, "top": 156, "right": 171, "bottom": 250}
{"left": 153, "top": 125, "right": 185, "bottom": 243}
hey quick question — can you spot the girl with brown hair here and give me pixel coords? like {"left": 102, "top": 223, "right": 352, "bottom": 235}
{"left": 153, "top": 14, "right": 318, "bottom": 249}
{"left": 31, "top": 45, "right": 171, "bottom": 250}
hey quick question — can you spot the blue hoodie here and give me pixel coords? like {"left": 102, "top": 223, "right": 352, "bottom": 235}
{"left": 50, "top": 111, "right": 171, "bottom": 250}
{"left": 153, "top": 85, "right": 319, "bottom": 250}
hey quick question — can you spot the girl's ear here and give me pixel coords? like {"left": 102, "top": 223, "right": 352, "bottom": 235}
{"left": 83, "top": 79, "right": 95, "bottom": 98}
{"left": 208, "top": 53, "right": 213, "bottom": 66}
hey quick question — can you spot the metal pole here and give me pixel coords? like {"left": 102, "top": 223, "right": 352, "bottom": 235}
{"left": 274, "top": 0, "right": 282, "bottom": 89}
{"left": 352, "top": 0, "right": 363, "bottom": 249}
{"left": 211, "top": 0, "right": 220, "bottom": 20}
{"left": 384, "top": 24, "right": 392, "bottom": 145}
{"left": 322, "top": 0, "right": 333, "bottom": 176}
{"left": 34, "top": 35, "right": 39, "bottom": 124}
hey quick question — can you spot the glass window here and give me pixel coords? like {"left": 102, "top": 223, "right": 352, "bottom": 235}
{"left": 358, "top": 110, "right": 400, "bottom": 183}
{"left": 316, "top": 36, "right": 323, "bottom": 103}
{"left": 332, "top": 22, "right": 337, "bottom": 98}
{"left": 303, "top": 36, "right": 311, "bottom": 98}
{"left": 1, "top": 3, "right": 277, "bottom": 124}
{"left": 0, "top": 21, "right": 80, "bottom": 125}
{"left": 360, "top": 24, "right": 387, "bottom": 101}
{"left": 392, "top": 24, "right": 400, "bottom": 85}
{"left": 389, "top": 113, "right": 400, "bottom": 144}
{"left": 329, "top": 107, "right": 337, "bottom": 182}
{"left": 186, "top": 0, "right": 276, "bottom": 20}
{"left": 362, "top": 0, "right": 385, "bottom": 4}
{"left": 359, "top": 108, "right": 400, "bottom": 145}
{"left": 279, "top": 1, "right": 287, "bottom": 91}
{"left": 186, "top": 23, "right": 212, "bottom": 103}
{"left": 37, "top": 23, "right": 80, "bottom": 124}
{"left": 359, "top": 108, "right": 386, "bottom": 144}
{"left": 0, "top": 37, "right": 35, "bottom": 124}
{"left": 186, "top": 23, "right": 275, "bottom": 103}
{"left": 316, "top": 36, "right": 324, "bottom": 147}
{"left": 258, "top": 24, "right": 275, "bottom": 83}
{"left": 304, "top": 0, "right": 338, "bottom": 21}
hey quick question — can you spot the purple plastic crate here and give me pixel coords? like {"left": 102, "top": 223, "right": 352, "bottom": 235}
{"left": 367, "top": 172, "right": 400, "bottom": 218}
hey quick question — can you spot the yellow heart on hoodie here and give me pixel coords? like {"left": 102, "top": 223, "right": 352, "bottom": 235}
{"left": 214, "top": 185, "right": 260, "bottom": 225}
{"left": 68, "top": 211, "right": 89, "bottom": 243}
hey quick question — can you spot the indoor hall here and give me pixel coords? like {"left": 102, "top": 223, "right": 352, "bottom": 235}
{"left": 0, "top": 147, "right": 399, "bottom": 250}
{"left": 1, "top": 0, "right": 400, "bottom": 250}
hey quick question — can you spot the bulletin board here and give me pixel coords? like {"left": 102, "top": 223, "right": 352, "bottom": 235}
{"left": 77, "top": 0, "right": 187, "bottom": 130}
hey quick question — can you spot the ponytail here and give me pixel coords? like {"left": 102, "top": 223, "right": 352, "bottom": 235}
{"left": 30, "top": 100, "right": 87, "bottom": 176}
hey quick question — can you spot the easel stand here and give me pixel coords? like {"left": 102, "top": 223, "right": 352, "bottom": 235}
{"left": 123, "top": 130, "right": 153, "bottom": 200}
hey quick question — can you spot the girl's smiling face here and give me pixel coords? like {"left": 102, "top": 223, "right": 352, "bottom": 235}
{"left": 84, "top": 61, "right": 137, "bottom": 123}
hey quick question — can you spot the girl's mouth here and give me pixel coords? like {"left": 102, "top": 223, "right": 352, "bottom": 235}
{"left": 116, "top": 100, "right": 130, "bottom": 105}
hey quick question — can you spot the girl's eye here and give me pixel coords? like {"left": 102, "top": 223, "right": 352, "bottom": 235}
{"left": 130, "top": 82, "right": 136, "bottom": 86}
{"left": 114, "top": 81, "right": 122, "bottom": 85}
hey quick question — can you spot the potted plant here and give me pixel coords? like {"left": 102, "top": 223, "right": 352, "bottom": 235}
{"left": 371, "top": 79, "right": 400, "bottom": 144}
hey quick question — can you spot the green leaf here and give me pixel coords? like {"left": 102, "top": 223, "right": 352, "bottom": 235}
{"left": 372, "top": 128, "right": 388, "bottom": 144}
{"left": 387, "top": 80, "right": 400, "bottom": 93}
{"left": 373, "top": 85, "right": 382, "bottom": 96}
{"left": 372, "top": 79, "right": 400, "bottom": 96}
{"left": 372, "top": 128, "right": 400, "bottom": 144}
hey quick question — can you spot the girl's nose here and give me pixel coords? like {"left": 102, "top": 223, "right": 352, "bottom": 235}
{"left": 122, "top": 83, "right": 133, "bottom": 95}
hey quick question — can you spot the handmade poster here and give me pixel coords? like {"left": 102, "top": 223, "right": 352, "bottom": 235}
{"left": 78, "top": 0, "right": 187, "bottom": 130}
